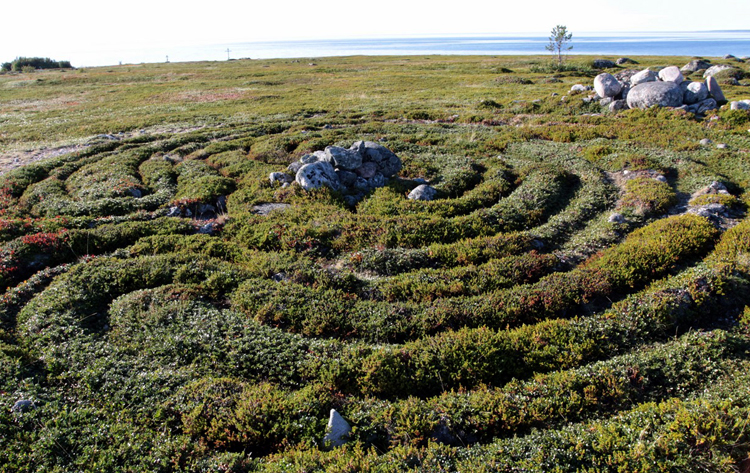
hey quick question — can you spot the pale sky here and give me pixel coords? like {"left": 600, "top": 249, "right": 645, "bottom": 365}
{"left": 2, "top": 0, "right": 749, "bottom": 65}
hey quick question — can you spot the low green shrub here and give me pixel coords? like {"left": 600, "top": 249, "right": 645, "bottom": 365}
{"left": 619, "top": 176, "right": 676, "bottom": 216}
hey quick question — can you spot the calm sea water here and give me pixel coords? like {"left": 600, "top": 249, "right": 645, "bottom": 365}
{"left": 74, "top": 31, "right": 750, "bottom": 67}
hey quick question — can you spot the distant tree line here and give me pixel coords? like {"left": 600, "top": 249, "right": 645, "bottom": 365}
{"left": 1, "top": 57, "right": 73, "bottom": 72}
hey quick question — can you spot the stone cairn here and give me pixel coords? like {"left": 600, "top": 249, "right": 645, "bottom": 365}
{"left": 270, "top": 141, "right": 437, "bottom": 205}
{"left": 573, "top": 58, "right": 749, "bottom": 114}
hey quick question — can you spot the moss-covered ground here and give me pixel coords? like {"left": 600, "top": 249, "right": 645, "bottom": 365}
{"left": 1, "top": 54, "right": 750, "bottom": 472}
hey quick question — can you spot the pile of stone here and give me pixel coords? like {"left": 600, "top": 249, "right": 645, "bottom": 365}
{"left": 585, "top": 59, "right": 741, "bottom": 114}
{"left": 270, "top": 141, "right": 437, "bottom": 205}
{"left": 270, "top": 141, "right": 402, "bottom": 205}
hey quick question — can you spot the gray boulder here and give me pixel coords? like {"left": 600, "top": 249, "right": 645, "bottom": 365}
{"left": 323, "top": 409, "right": 351, "bottom": 447}
{"left": 324, "top": 146, "right": 363, "bottom": 171}
{"left": 336, "top": 169, "right": 357, "bottom": 187}
{"left": 407, "top": 184, "right": 438, "bottom": 201}
{"left": 296, "top": 161, "right": 340, "bottom": 191}
{"left": 688, "top": 98, "right": 718, "bottom": 115}
{"left": 705, "top": 76, "right": 726, "bottom": 103}
{"left": 626, "top": 81, "right": 684, "bottom": 109}
{"left": 703, "top": 64, "right": 734, "bottom": 78}
{"left": 730, "top": 101, "right": 750, "bottom": 110}
{"left": 630, "top": 69, "right": 658, "bottom": 86}
{"left": 594, "top": 73, "right": 622, "bottom": 98}
{"left": 681, "top": 59, "right": 711, "bottom": 73}
{"left": 616, "top": 57, "right": 638, "bottom": 65}
{"left": 287, "top": 161, "right": 304, "bottom": 174}
{"left": 609, "top": 99, "right": 629, "bottom": 112}
{"left": 368, "top": 174, "right": 386, "bottom": 188}
{"left": 615, "top": 69, "right": 639, "bottom": 84}
{"left": 269, "top": 172, "right": 293, "bottom": 185}
{"left": 355, "top": 161, "right": 378, "bottom": 179}
{"left": 699, "top": 138, "right": 713, "bottom": 146}
{"left": 682, "top": 81, "right": 708, "bottom": 105}
{"left": 364, "top": 142, "right": 402, "bottom": 177}
{"left": 300, "top": 152, "right": 324, "bottom": 165}
{"left": 592, "top": 59, "right": 616, "bottom": 69}
{"left": 658, "top": 66, "right": 683, "bottom": 84}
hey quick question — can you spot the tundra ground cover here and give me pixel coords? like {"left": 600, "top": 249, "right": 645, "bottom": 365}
{"left": 1, "top": 55, "right": 750, "bottom": 472}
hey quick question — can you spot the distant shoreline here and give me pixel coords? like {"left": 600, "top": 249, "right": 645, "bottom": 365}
{"left": 27, "top": 31, "right": 749, "bottom": 68}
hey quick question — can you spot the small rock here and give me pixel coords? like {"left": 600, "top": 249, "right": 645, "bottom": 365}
{"left": 269, "top": 172, "right": 293, "bottom": 185}
{"left": 272, "top": 272, "right": 287, "bottom": 282}
{"left": 594, "top": 73, "right": 622, "bottom": 98}
{"left": 198, "top": 222, "right": 215, "bottom": 235}
{"left": 616, "top": 57, "right": 638, "bottom": 65}
{"left": 323, "top": 409, "right": 351, "bottom": 448}
{"left": 699, "top": 138, "right": 713, "bottom": 146}
{"left": 569, "top": 84, "right": 589, "bottom": 93}
{"left": 630, "top": 69, "right": 658, "bottom": 86}
{"left": 368, "top": 174, "right": 386, "bottom": 188}
{"left": 615, "top": 69, "right": 639, "bottom": 84}
{"left": 655, "top": 174, "right": 668, "bottom": 183}
{"left": 11, "top": 400, "right": 35, "bottom": 413}
{"left": 716, "top": 143, "right": 727, "bottom": 149}
{"left": 287, "top": 161, "right": 304, "bottom": 174}
{"left": 355, "top": 161, "right": 378, "bottom": 179}
{"left": 252, "top": 203, "right": 292, "bottom": 215}
{"left": 724, "top": 54, "right": 736, "bottom": 60}
{"left": 300, "top": 153, "right": 322, "bottom": 165}
{"left": 708, "top": 181, "right": 728, "bottom": 193}
{"left": 658, "top": 66, "right": 683, "bottom": 84}
{"left": 608, "top": 213, "right": 626, "bottom": 223}
{"left": 336, "top": 169, "right": 358, "bottom": 187}
{"left": 322, "top": 124, "right": 332, "bottom": 129}
{"left": 730, "top": 101, "right": 750, "bottom": 110}
{"left": 354, "top": 177, "right": 371, "bottom": 193}
{"left": 600, "top": 97, "right": 614, "bottom": 107}
{"left": 127, "top": 187, "right": 142, "bottom": 198}
{"left": 407, "top": 184, "right": 438, "bottom": 201}
{"left": 167, "top": 206, "right": 182, "bottom": 217}
{"left": 609, "top": 99, "right": 629, "bottom": 112}
{"left": 689, "top": 98, "right": 718, "bottom": 115}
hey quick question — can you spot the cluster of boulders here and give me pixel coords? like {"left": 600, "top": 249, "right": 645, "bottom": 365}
{"left": 269, "top": 141, "right": 439, "bottom": 205}
{"left": 270, "top": 141, "right": 402, "bottom": 205}
{"left": 573, "top": 58, "right": 749, "bottom": 114}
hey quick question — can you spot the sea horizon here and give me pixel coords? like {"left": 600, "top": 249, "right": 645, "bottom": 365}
{"left": 14, "top": 30, "right": 750, "bottom": 68}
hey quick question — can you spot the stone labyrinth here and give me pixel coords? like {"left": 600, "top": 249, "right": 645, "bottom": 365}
{"left": 1, "top": 119, "right": 749, "bottom": 470}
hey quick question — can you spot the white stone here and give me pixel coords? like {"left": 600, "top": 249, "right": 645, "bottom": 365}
{"left": 407, "top": 184, "right": 438, "bottom": 201}
{"left": 323, "top": 409, "right": 351, "bottom": 447}
{"left": 630, "top": 69, "right": 658, "bottom": 86}
{"left": 296, "top": 161, "right": 340, "bottom": 191}
{"left": 594, "top": 73, "right": 622, "bottom": 98}
{"left": 658, "top": 66, "right": 683, "bottom": 84}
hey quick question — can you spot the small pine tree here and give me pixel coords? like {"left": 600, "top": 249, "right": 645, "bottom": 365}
{"left": 545, "top": 25, "right": 573, "bottom": 66}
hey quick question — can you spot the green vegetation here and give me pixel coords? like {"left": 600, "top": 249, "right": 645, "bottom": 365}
{"left": 1, "top": 54, "right": 749, "bottom": 472}
{"left": 1, "top": 57, "right": 73, "bottom": 73}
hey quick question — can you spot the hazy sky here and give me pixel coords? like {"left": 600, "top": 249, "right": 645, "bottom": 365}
{"left": 2, "top": 0, "right": 749, "bottom": 63}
